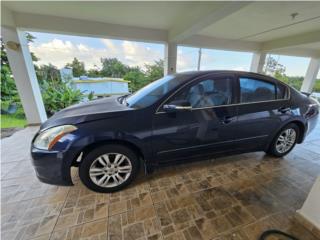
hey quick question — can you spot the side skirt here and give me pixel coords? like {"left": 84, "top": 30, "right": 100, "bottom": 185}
{"left": 146, "top": 148, "right": 266, "bottom": 172}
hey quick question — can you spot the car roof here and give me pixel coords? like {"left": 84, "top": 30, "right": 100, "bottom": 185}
{"left": 173, "top": 70, "right": 274, "bottom": 81}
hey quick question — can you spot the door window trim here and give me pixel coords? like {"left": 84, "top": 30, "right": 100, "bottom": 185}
{"left": 156, "top": 74, "right": 236, "bottom": 114}
{"left": 155, "top": 74, "right": 291, "bottom": 114}
{"left": 235, "top": 74, "right": 290, "bottom": 104}
{"left": 238, "top": 75, "right": 277, "bottom": 104}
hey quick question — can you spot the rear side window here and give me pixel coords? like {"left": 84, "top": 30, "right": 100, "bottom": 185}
{"left": 239, "top": 77, "right": 276, "bottom": 103}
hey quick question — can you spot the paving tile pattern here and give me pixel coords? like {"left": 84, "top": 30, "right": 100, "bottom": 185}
{"left": 1, "top": 124, "right": 320, "bottom": 240}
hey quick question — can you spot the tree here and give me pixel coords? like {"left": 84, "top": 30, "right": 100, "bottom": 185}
{"left": 264, "top": 56, "right": 286, "bottom": 76}
{"left": 145, "top": 59, "right": 164, "bottom": 82}
{"left": 87, "top": 65, "right": 101, "bottom": 78}
{"left": 123, "top": 60, "right": 165, "bottom": 92}
{"left": 1, "top": 38, "right": 9, "bottom": 65}
{"left": 25, "top": 32, "right": 36, "bottom": 42}
{"left": 1, "top": 34, "right": 85, "bottom": 117}
{"left": 124, "top": 67, "right": 147, "bottom": 92}
{"left": 25, "top": 32, "right": 40, "bottom": 62}
{"left": 65, "top": 57, "right": 86, "bottom": 77}
{"left": 1, "top": 38, "right": 18, "bottom": 101}
{"left": 100, "top": 58, "right": 129, "bottom": 78}
{"left": 36, "top": 64, "right": 61, "bottom": 85}
{"left": 263, "top": 55, "right": 291, "bottom": 86}
{"left": 274, "top": 70, "right": 289, "bottom": 83}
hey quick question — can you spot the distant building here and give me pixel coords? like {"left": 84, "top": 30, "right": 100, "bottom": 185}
{"left": 60, "top": 67, "right": 73, "bottom": 82}
{"left": 60, "top": 67, "right": 130, "bottom": 98}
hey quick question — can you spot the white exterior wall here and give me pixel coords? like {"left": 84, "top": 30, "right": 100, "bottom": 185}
{"left": 74, "top": 81, "right": 129, "bottom": 95}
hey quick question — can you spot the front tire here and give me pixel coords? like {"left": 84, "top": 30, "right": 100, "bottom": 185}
{"left": 79, "top": 144, "right": 140, "bottom": 193}
{"left": 267, "top": 123, "right": 299, "bottom": 157}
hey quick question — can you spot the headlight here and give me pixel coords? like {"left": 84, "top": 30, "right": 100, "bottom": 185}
{"left": 34, "top": 125, "right": 77, "bottom": 150}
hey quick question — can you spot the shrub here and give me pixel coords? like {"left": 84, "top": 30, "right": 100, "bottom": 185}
{"left": 41, "top": 81, "right": 84, "bottom": 116}
{"left": 1, "top": 100, "right": 25, "bottom": 119}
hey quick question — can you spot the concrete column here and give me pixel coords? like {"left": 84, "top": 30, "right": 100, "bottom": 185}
{"left": 250, "top": 52, "right": 266, "bottom": 73}
{"left": 164, "top": 42, "right": 177, "bottom": 75}
{"left": 2, "top": 27, "right": 47, "bottom": 124}
{"left": 301, "top": 58, "right": 320, "bottom": 93}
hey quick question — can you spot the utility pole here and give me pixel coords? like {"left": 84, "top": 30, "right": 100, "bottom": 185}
{"left": 197, "top": 48, "right": 202, "bottom": 71}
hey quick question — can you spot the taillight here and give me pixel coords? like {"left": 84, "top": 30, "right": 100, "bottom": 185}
{"left": 305, "top": 104, "right": 319, "bottom": 119}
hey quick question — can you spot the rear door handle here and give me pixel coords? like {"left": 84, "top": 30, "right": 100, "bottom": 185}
{"left": 278, "top": 107, "right": 291, "bottom": 113}
{"left": 221, "top": 116, "right": 236, "bottom": 124}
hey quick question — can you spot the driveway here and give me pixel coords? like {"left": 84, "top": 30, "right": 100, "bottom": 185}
{"left": 1, "top": 124, "right": 320, "bottom": 240}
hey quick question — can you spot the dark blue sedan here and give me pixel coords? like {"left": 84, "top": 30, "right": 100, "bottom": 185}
{"left": 31, "top": 71, "right": 319, "bottom": 192}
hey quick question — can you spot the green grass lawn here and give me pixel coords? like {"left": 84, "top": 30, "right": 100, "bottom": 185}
{"left": 1, "top": 115, "right": 27, "bottom": 129}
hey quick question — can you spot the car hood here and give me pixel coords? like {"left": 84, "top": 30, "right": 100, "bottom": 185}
{"left": 40, "top": 96, "right": 131, "bottom": 130}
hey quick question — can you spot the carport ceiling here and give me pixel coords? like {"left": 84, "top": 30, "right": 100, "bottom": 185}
{"left": 3, "top": 1, "right": 320, "bottom": 57}
{"left": 201, "top": 1, "right": 320, "bottom": 41}
{"left": 3, "top": 2, "right": 224, "bottom": 30}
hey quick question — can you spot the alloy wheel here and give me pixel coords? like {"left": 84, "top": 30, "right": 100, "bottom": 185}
{"left": 275, "top": 128, "right": 297, "bottom": 154}
{"left": 89, "top": 153, "right": 132, "bottom": 188}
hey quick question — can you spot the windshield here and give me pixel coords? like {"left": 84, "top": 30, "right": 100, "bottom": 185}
{"left": 126, "top": 75, "right": 187, "bottom": 108}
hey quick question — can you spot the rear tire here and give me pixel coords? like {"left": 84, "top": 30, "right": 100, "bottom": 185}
{"left": 79, "top": 144, "right": 140, "bottom": 193}
{"left": 267, "top": 123, "right": 299, "bottom": 157}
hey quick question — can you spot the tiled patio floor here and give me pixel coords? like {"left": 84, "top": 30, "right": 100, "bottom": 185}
{"left": 1, "top": 124, "right": 320, "bottom": 240}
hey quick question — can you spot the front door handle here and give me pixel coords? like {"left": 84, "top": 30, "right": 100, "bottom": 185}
{"left": 278, "top": 107, "right": 291, "bottom": 113}
{"left": 221, "top": 116, "right": 236, "bottom": 124}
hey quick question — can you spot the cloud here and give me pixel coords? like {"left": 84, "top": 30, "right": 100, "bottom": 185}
{"left": 177, "top": 50, "right": 198, "bottom": 72}
{"left": 101, "top": 39, "right": 117, "bottom": 53}
{"left": 177, "top": 48, "right": 252, "bottom": 72}
{"left": 122, "top": 41, "right": 137, "bottom": 55}
{"left": 29, "top": 37, "right": 251, "bottom": 74}
{"left": 29, "top": 39, "right": 102, "bottom": 69}
{"left": 102, "top": 39, "right": 163, "bottom": 67}
{"left": 77, "top": 44, "right": 89, "bottom": 52}
{"left": 29, "top": 38, "right": 164, "bottom": 71}
{"left": 199, "top": 52, "right": 216, "bottom": 70}
{"left": 177, "top": 50, "right": 217, "bottom": 72}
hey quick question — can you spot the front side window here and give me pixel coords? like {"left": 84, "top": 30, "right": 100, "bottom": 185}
{"left": 125, "top": 75, "right": 189, "bottom": 109}
{"left": 167, "top": 77, "right": 233, "bottom": 108}
{"left": 240, "top": 77, "right": 276, "bottom": 103}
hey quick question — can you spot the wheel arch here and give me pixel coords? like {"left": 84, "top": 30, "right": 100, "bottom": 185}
{"left": 265, "top": 119, "right": 306, "bottom": 152}
{"left": 73, "top": 139, "right": 145, "bottom": 167}
{"left": 288, "top": 120, "right": 306, "bottom": 143}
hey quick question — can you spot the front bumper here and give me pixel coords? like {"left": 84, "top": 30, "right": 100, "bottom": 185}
{"left": 31, "top": 147, "right": 74, "bottom": 186}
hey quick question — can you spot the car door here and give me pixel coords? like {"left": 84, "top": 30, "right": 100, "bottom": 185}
{"left": 152, "top": 74, "right": 238, "bottom": 163}
{"left": 234, "top": 74, "right": 291, "bottom": 151}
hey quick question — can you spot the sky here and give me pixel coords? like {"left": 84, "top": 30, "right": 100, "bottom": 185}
{"left": 29, "top": 32, "right": 312, "bottom": 77}
{"left": 28, "top": 32, "right": 164, "bottom": 71}
{"left": 177, "top": 47, "right": 253, "bottom": 72}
